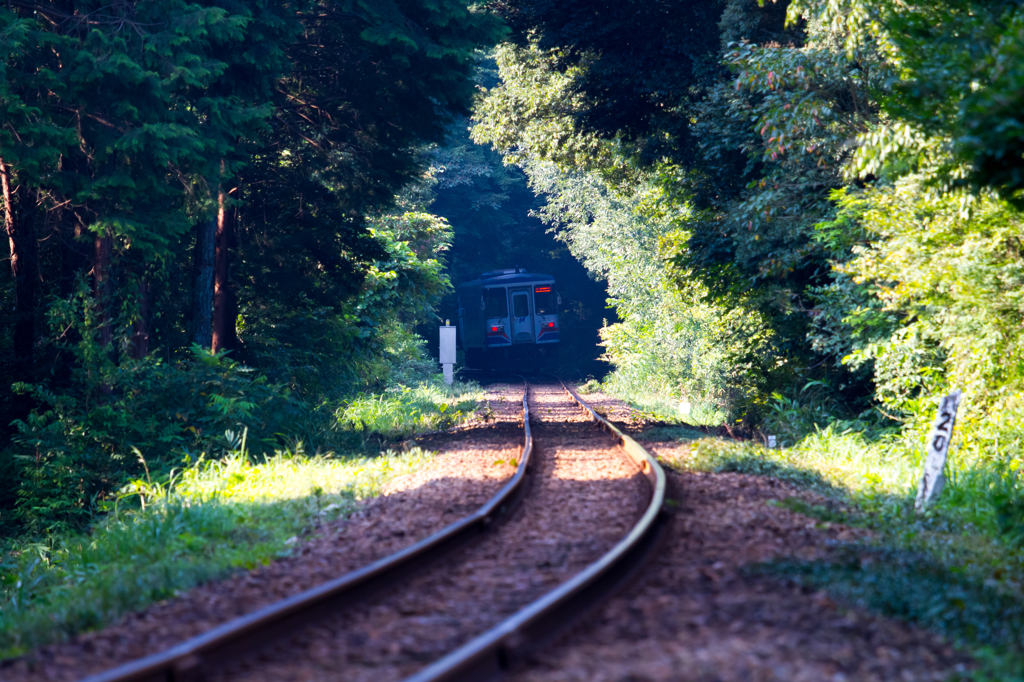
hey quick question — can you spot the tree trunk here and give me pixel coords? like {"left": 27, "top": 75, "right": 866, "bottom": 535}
{"left": 94, "top": 229, "right": 113, "bottom": 348}
{"left": 190, "top": 216, "right": 216, "bottom": 348}
{"left": 59, "top": 210, "right": 91, "bottom": 298}
{"left": 1, "top": 158, "right": 39, "bottom": 367}
{"left": 131, "top": 277, "right": 153, "bottom": 359}
{"left": 212, "top": 187, "right": 238, "bottom": 354}
{"left": 51, "top": 210, "right": 90, "bottom": 389}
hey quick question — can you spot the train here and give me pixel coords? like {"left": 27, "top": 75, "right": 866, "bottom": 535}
{"left": 456, "top": 268, "right": 560, "bottom": 369}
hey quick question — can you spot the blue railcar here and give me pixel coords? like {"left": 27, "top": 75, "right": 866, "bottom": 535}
{"left": 456, "top": 268, "right": 560, "bottom": 368}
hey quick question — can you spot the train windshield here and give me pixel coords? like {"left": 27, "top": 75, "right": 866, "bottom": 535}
{"left": 484, "top": 288, "right": 508, "bottom": 317}
{"left": 534, "top": 286, "right": 556, "bottom": 315}
{"left": 512, "top": 293, "right": 530, "bottom": 317}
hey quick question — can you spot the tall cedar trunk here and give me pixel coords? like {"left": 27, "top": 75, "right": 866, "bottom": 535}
{"left": 1, "top": 158, "right": 39, "bottom": 367}
{"left": 94, "top": 229, "right": 113, "bottom": 348}
{"left": 59, "top": 211, "right": 91, "bottom": 298}
{"left": 190, "top": 216, "right": 215, "bottom": 348}
{"left": 131, "top": 277, "right": 153, "bottom": 359}
{"left": 51, "top": 210, "right": 90, "bottom": 389}
{"left": 212, "top": 187, "right": 238, "bottom": 354}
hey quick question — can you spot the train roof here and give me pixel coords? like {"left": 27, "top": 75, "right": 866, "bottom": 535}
{"left": 457, "top": 269, "right": 555, "bottom": 289}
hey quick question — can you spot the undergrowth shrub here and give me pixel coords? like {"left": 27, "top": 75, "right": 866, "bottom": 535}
{"left": 8, "top": 348, "right": 314, "bottom": 535}
{"left": 759, "top": 391, "right": 885, "bottom": 449}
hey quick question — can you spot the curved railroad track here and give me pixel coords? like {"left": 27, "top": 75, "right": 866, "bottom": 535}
{"left": 71, "top": 379, "right": 667, "bottom": 682}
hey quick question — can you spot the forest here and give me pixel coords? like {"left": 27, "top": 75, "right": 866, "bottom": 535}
{"left": 4, "top": 0, "right": 1024, "bottom": 673}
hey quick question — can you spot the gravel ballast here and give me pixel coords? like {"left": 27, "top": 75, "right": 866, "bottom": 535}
{"left": 506, "top": 387, "right": 969, "bottom": 682}
{"left": 212, "top": 382, "right": 650, "bottom": 682}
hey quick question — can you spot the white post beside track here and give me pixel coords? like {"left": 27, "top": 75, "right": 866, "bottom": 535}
{"left": 439, "top": 321, "right": 456, "bottom": 386}
{"left": 915, "top": 389, "right": 963, "bottom": 512}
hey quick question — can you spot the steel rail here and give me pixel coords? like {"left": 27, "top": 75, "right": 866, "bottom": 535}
{"left": 402, "top": 380, "right": 669, "bottom": 682}
{"left": 79, "top": 381, "right": 535, "bottom": 682}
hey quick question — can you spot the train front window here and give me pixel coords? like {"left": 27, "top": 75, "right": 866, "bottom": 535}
{"left": 484, "top": 288, "right": 508, "bottom": 317}
{"left": 534, "top": 287, "right": 556, "bottom": 315}
{"left": 512, "top": 293, "right": 530, "bottom": 317}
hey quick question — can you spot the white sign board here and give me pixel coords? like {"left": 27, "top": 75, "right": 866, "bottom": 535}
{"left": 439, "top": 325, "right": 456, "bottom": 364}
{"left": 915, "top": 389, "right": 962, "bottom": 512}
{"left": 439, "top": 324, "right": 456, "bottom": 386}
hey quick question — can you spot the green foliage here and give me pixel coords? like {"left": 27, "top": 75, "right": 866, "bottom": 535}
{"left": 791, "top": 0, "right": 1024, "bottom": 206}
{"left": 476, "top": 5, "right": 881, "bottom": 417}
{"left": 474, "top": 35, "right": 825, "bottom": 417}
{"left": 482, "top": 0, "right": 1024, "bottom": 430}
{"left": 361, "top": 212, "right": 454, "bottom": 329}
{"left": 0, "top": 443, "right": 433, "bottom": 657}
{"left": 766, "top": 0, "right": 1024, "bottom": 416}
{"left": 828, "top": 183, "right": 1024, "bottom": 411}
{"left": 658, "top": 15, "right": 891, "bottom": 414}
{"left": 521, "top": 159, "right": 742, "bottom": 410}
{"left": 0, "top": 0, "right": 506, "bottom": 540}
{"left": 471, "top": 42, "right": 611, "bottom": 172}
{"left": 489, "top": 0, "right": 760, "bottom": 164}
{"left": 226, "top": 0, "right": 508, "bottom": 346}
{"left": 227, "top": 204, "right": 455, "bottom": 401}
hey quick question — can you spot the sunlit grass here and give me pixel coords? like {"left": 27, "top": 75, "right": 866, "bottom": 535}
{"left": 174, "top": 444, "right": 431, "bottom": 504}
{"left": 685, "top": 426, "right": 919, "bottom": 500}
{"left": 578, "top": 378, "right": 727, "bottom": 427}
{"left": 0, "top": 445, "right": 433, "bottom": 659}
{"left": 337, "top": 377, "right": 483, "bottom": 438}
{"left": 685, "top": 417, "right": 1024, "bottom": 547}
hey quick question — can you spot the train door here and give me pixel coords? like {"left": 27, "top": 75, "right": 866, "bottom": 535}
{"left": 509, "top": 287, "right": 534, "bottom": 343}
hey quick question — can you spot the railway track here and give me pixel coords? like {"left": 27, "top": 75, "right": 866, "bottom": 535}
{"left": 71, "top": 380, "right": 667, "bottom": 682}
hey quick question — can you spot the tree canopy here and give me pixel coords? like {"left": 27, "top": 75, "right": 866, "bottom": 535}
{"left": 0, "top": 0, "right": 505, "bottom": 534}
{"left": 474, "top": 0, "right": 1024, "bottom": 425}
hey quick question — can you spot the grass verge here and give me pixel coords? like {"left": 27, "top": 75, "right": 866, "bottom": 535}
{"left": 0, "top": 446, "right": 432, "bottom": 660}
{"left": 664, "top": 425, "right": 1024, "bottom": 681}
{"left": 0, "top": 376, "right": 484, "bottom": 660}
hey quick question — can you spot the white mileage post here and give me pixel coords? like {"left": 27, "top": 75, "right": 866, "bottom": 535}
{"left": 915, "top": 389, "right": 963, "bottom": 512}
{"left": 439, "top": 320, "right": 456, "bottom": 386}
